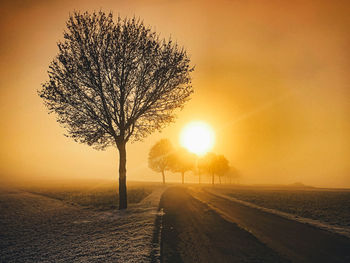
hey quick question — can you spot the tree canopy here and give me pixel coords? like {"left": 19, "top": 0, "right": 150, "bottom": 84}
{"left": 169, "top": 147, "right": 196, "bottom": 184}
{"left": 148, "top": 139, "right": 174, "bottom": 184}
{"left": 201, "top": 153, "right": 229, "bottom": 184}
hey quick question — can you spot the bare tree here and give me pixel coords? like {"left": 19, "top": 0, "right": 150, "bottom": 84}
{"left": 38, "top": 11, "right": 193, "bottom": 209}
{"left": 170, "top": 147, "right": 195, "bottom": 184}
{"left": 148, "top": 139, "right": 173, "bottom": 184}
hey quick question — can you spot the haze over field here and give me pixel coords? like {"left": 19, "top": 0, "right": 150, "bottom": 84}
{"left": 1, "top": 0, "right": 349, "bottom": 187}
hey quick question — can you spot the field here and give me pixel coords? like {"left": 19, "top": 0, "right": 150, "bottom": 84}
{"left": 209, "top": 186, "right": 350, "bottom": 228}
{"left": 19, "top": 180, "right": 161, "bottom": 211}
{"left": 0, "top": 181, "right": 165, "bottom": 262}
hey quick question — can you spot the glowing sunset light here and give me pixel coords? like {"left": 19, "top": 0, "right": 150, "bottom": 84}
{"left": 180, "top": 121, "right": 215, "bottom": 156}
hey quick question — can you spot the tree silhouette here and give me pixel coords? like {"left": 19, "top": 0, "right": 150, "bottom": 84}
{"left": 170, "top": 147, "right": 195, "bottom": 184}
{"left": 148, "top": 139, "right": 173, "bottom": 184}
{"left": 38, "top": 11, "right": 193, "bottom": 209}
{"left": 196, "top": 156, "right": 207, "bottom": 184}
{"left": 202, "top": 153, "right": 229, "bottom": 184}
{"left": 226, "top": 166, "right": 240, "bottom": 184}
{"left": 202, "top": 152, "right": 217, "bottom": 184}
{"left": 215, "top": 155, "right": 229, "bottom": 184}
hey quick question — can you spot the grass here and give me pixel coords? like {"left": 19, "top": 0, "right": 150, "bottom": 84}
{"left": 22, "top": 181, "right": 162, "bottom": 211}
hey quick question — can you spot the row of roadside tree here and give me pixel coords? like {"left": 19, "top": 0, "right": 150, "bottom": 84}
{"left": 148, "top": 139, "right": 240, "bottom": 184}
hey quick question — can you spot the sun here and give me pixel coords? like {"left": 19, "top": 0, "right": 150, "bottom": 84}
{"left": 180, "top": 121, "right": 215, "bottom": 156}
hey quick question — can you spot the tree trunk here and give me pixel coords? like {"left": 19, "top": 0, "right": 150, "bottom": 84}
{"left": 212, "top": 173, "right": 214, "bottom": 185}
{"left": 219, "top": 175, "right": 221, "bottom": 184}
{"left": 181, "top": 172, "right": 184, "bottom": 184}
{"left": 199, "top": 174, "right": 201, "bottom": 184}
{"left": 117, "top": 141, "right": 127, "bottom": 210}
{"left": 161, "top": 170, "right": 165, "bottom": 184}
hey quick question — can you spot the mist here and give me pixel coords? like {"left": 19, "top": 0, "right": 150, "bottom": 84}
{"left": 0, "top": 0, "right": 349, "bottom": 188}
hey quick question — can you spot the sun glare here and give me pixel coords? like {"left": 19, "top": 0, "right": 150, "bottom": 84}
{"left": 180, "top": 121, "right": 215, "bottom": 156}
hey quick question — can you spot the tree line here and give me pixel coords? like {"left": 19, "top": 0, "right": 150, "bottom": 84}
{"left": 148, "top": 139, "right": 240, "bottom": 185}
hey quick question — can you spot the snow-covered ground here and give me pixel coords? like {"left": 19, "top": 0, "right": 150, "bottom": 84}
{"left": 204, "top": 188, "right": 350, "bottom": 239}
{"left": 0, "top": 187, "right": 166, "bottom": 262}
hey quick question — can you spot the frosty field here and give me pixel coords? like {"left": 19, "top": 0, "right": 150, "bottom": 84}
{"left": 0, "top": 181, "right": 165, "bottom": 262}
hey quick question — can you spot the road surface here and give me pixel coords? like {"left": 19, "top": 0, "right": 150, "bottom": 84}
{"left": 160, "top": 187, "right": 350, "bottom": 263}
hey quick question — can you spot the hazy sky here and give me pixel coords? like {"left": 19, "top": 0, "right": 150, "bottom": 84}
{"left": 1, "top": 0, "right": 349, "bottom": 187}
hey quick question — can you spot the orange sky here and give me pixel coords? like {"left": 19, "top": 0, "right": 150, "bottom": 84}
{"left": 1, "top": 0, "right": 349, "bottom": 187}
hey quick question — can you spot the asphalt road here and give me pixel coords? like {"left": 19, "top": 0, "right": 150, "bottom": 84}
{"left": 160, "top": 187, "right": 350, "bottom": 263}
{"left": 160, "top": 187, "right": 288, "bottom": 263}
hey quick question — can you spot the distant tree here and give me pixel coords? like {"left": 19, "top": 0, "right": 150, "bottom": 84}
{"left": 202, "top": 153, "right": 229, "bottom": 185}
{"left": 196, "top": 156, "right": 207, "bottom": 184}
{"left": 215, "top": 155, "right": 229, "bottom": 184}
{"left": 226, "top": 166, "right": 240, "bottom": 184}
{"left": 170, "top": 147, "right": 195, "bottom": 184}
{"left": 202, "top": 152, "right": 217, "bottom": 185}
{"left": 38, "top": 11, "right": 193, "bottom": 209}
{"left": 148, "top": 139, "right": 173, "bottom": 184}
